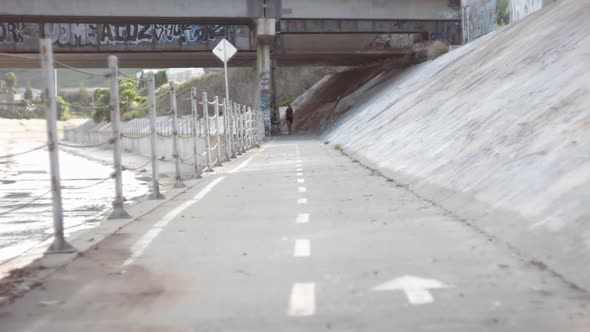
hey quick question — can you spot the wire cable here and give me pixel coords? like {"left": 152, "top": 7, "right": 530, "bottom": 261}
{"left": 125, "top": 106, "right": 148, "bottom": 111}
{"left": 54, "top": 61, "right": 110, "bottom": 77}
{"left": 0, "top": 190, "right": 51, "bottom": 216}
{"left": 0, "top": 52, "right": 40, "bottom": 60}
{"left": 117, "top": 71, "right": 144, "bottom": 82}
{"left": 0, "top": 144, "right": 47, "bottom": 159}
{"left": 180, "top": 156, "right": 195, "bottom": 162}
{"left": 62, "top": 177, "right": 111, "bottom": 190}
{"left": 122, "top": 133, "right": 151, "bottom": 139}
{"left": 58, "top": 141, "right": 111, "bottom": 148}
{"left": 59, "top": 101, "right": 109, "bottom": 110}
{"left": 122, "top": 160, "right": 151, "bottom": 171}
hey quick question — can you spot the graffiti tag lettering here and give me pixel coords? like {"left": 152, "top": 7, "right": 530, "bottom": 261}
{"left": 0, "top": 23, "right": 25, "bottom": 44}
{"left": 2, "top": 23, "right": 232, "bottom": 47}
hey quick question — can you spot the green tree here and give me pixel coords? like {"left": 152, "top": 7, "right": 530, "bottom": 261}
{"left": 92, "top": 88, "right": 111, "bottom": 122}
{"left": 3, "top": 72, "right": 17, "bottom": 114}
{"left": 154, "top": 70, "right": 168, "bottom": 88}
{"left": 56, "top": 95, "right": 72, "bottom": 120}
{"left": 24, "top": 81, "right": 33, "bottom": 101}
{"left": 496, "top": 0, "right": 511, "bottom": 27}
{"left": 79, "top": 83, "right": 91, "bottom": 106}
{"left": 3, "top": 72, "right": 16, "bottom": 90}
{"left": 119, "top": 79, "right": 147, "bottom": 119}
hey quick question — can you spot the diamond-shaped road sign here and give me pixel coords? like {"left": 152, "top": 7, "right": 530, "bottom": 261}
{"left": 213, "top": 39, "right": 237, "bottom": 63}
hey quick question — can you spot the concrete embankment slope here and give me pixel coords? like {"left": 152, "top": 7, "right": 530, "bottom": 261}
{"left": 314, "top": 0, "right": 590, "bottom": 290}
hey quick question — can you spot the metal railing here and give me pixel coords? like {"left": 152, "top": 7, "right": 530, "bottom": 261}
{"left": 2, "top": 38, "right": 264, "bottom": 258}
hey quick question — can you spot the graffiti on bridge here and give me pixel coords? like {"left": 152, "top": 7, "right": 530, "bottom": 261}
{"left": 0, "top": 23, "right": 25, "bottom": 44}
{"left": 0, "top": 23, "right": 235, "bottom": 47}
{"left": 44, "top": 23, "right": 231, "bottom": 46}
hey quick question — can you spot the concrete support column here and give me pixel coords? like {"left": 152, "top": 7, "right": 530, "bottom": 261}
{"left": 271, "top": 58, "right": 280, "bottom": 133}
{"left": 256, "top": 18, "right": 276, "bottom": 136}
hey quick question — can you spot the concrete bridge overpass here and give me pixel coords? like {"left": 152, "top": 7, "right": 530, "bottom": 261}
{"left": 0, "top": 0, "right": 461, "bottom": 68}
{"left": 0, "top": 0, "right": 459, "bottom": 23}
{"left": 0, "top": 0, "right": 461, "bottom": 133}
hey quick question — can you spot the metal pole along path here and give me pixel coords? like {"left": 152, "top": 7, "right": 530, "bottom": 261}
{"left": 252, "top": 109, "right": 256, "bottom": 147}
{"left": 253, "top": 109, "right": 258, "bottom": 146}
{"left": 244, "top": 108, "right": 249, "bottom": 150}
{"left": 214, "top": 96, "right": 223, "bottom": 166}
{"left": 247, "top": 106, "right": 251, "bottom": 149}
{"left": 243, "top": 107, "right": 248, "bottom": 150}
{"left": 108, "top": 55, "right": 131, "bottom": 219}
{"left": 223, "top": 98, "right": 231, "bottom": 161}
{"left": 230, "top": 102, "right": 237, "bottom": 158}
{"left": 191, "top": 88, "right": 202, "bottom": 179}
{"left": 40, "top": 39, "right": 75, "bottom": 253}
{"left": 203, "top": 92, "right": 214, "bottom": 172}
{"left": 235, "top": 104, "right": 241, "bottom": 155}
{"left": 247, "top": 107, "right": 253, "bottom": 149}
{"left": 148, "top": 72, "right": 164, "bottom": 199}
{"left": 169, "top": 81, "right": 186, "bottom": 188}
{"left": 240, "top": 105, "right": 246, "bottom": 153}
{"left": 234, "top": 102, "right": 241, "bottom": 155}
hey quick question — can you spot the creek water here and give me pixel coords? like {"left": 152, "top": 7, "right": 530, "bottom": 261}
{"left": 0, "top": 139, "right": 149, "bottom": 265}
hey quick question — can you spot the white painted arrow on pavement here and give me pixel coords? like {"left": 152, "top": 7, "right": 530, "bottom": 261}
{"left": 372, "top": 275, "right": 451, "bottom": 305}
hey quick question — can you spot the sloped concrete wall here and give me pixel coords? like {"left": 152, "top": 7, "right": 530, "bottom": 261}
{"left": 324, "top": 0, "right": 590, "bottom": 289}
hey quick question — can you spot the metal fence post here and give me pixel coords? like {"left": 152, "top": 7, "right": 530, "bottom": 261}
{"left": 233, "top": 102, "right": 241, "bottom": 155}
{"left": 252, "top": 109, "right": 256, "bottom": 147}
{"left": 41, "top": 39, "right": 76, "bottom": 253}
{"left": 191, "top": 88, "right": 202, "bottom": 179}
{"left": 169, "top": 81, "right": 186, "bottom": 188}
{"left": 148, "top": 73, "right": 164, "bottom": 199}
{"left": 223, "top": 98, "right": 231, "bottom": 161}
{"left": 203, "top": 92, "right": 214, "bottom": 172}
{"left": 247, "top": 107, "right": 253, "bottom": 149}
{"left": 241, "top": 105, "right": 246, "bottom": 152}
{"left": 230, "top": 102, "right": 237, "bottom": 158}
{"left": 108, "top": 55, "right": 131, "bottom": 219}
{"left": 252, "top": 109, "right": 258, "bottom": 146}
{"left": 256, "top": 109, "right": 262, "bottom": 145}
{"left": 214, "top": 96, "right": 223, "bottom": 166}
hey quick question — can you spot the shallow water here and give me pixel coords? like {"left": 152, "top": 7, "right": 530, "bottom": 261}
{"left": 0, "top": 139, "right": 149, "bottom": 264}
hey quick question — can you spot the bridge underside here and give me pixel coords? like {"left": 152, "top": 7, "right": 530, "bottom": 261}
{"left": 0, "top": 49, "right": 415, "bottom": 68}
{"left": 0, "top": 17, "right": 459, "bottom": 68}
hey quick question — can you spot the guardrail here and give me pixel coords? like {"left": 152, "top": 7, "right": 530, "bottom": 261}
{"left": 0, "top": 38, "right": 264, "bottom": 256}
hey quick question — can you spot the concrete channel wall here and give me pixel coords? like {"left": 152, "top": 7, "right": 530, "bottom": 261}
{"left": 322, "top": 0, "right": 590, "bottom": 290}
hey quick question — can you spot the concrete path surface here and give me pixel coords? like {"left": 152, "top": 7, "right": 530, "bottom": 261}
{"left": 1, "top": 136, "right": 589, "bottom": 331}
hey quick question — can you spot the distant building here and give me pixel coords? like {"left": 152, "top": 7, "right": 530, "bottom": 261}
{"left": 136, "top": 68, "right": 206, "bottom": 84}
{"left": 136, "top": 69, "right": 160, "bottom": 80}
{"left": 165, "top": 68, "right": 206, "bottom": 83}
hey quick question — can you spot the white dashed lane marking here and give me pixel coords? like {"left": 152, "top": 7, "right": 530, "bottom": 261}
{"left": 297, "top": 179, "right": 304, "bottom": 184}
{"left": 296, "top": 213, "right": 310, "bottom": 224}
{"left": 294, "top": 239, "right": 311, "bottom": 257}
{"left": 298, "top": 186, "right": 307, "bottom": 193}
{"left": 288, "top": 283, "right": 316, "bottom": 317}
{"left": 228, "top": 158, "right": 252, "bottom": 174}
{"left": 122, "top": 177, "right": 225, "bottom": 267}
{"left": 297, "top": 198, "right": 308, "bottom": 205}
